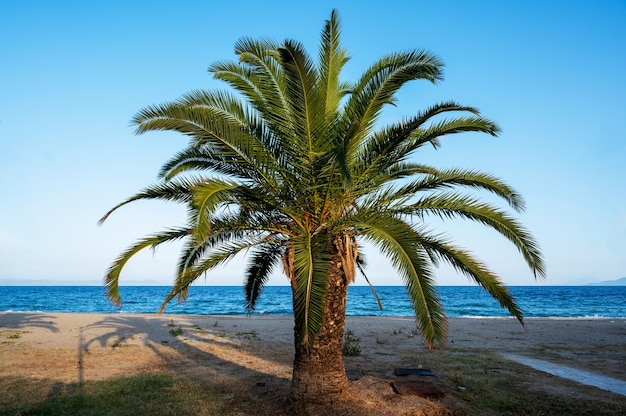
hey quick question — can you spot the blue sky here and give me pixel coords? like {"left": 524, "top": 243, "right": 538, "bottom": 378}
{"left": 1, "top": 1, "right": 625, "bottom": 286}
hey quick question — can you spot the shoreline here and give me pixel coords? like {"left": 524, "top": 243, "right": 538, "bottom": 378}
{"left": 2, "top": 312, "right": 624, "bottom": 354}
{"left": 3, "top": 310, "right": 626, "bottom": 319}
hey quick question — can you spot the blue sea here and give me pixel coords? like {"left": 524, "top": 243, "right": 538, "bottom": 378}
{"left": 1, "top": 286, "right": 625, "bottom": 318}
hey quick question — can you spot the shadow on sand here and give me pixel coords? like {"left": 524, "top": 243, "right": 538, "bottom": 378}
{"left": 84, "top": 314, "right": 294, "bottom": 412}
{"left": 82, "top": 314, "right": 293, "bottom": 378}
{"left": 0, "top": 312, "right": 59, "bottom": 333}
{"left": 0, "top": 312, "right": 294, "bottom": 414}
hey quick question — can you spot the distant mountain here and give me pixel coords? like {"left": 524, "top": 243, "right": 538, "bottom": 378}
{"left": 587, "top": 277, "right": 626, "bottom": 286}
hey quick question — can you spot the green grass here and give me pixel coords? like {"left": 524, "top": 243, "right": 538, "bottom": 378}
{"left": 342, "top": 329, "right": 362, "bottom": 356}
{"left": 411, "top": 349, "right": 626, "bottom": 416}
{"left": 0, "top": 372, "right": 231, "bottom": 416}
{"left": 169, "top": 327, "right": 184, "bottom": 337}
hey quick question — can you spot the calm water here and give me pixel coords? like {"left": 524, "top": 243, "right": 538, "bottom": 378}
{"left": 1, "top": 286, "right": 625, "bottom": 318}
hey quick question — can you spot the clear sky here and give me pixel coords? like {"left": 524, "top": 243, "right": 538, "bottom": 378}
{"left": 1, "top": 1, "right": 625, "bottom": 287}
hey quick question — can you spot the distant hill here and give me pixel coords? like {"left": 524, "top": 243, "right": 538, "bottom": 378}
{"left": 587, "top": 277, "right": 626, "bottom": 286}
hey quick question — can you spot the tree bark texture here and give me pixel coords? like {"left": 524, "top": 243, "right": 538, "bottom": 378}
{"left": 290, "top": 252, "right": 349, "bottom": 403}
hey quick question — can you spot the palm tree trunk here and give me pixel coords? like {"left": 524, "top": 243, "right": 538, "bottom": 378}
{"left": 290, "top": 254, "right": 349, "bottom": 403}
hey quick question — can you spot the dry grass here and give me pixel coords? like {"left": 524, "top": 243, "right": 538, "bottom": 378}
{"left": 1, "top": 346, "right": 625, "bottom": 415}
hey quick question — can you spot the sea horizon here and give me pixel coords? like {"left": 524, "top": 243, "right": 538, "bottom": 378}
{"left": 2, "top": 275, "right": 624, "bottom": 287}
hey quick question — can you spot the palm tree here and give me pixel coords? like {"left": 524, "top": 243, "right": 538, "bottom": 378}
{"left": 100, "top": 10, "right": 545, "bottom": 404}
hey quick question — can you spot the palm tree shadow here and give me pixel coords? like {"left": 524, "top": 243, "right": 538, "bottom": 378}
{"left": 81, "top": 314, "right": 293, "bottom": 402}
{"left": 0, "top": 312, "right": 59, "bottom": 333}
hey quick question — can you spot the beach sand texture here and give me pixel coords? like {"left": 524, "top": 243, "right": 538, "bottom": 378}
{"left": 1, "top": 313, "right": 625, "bottom": 414}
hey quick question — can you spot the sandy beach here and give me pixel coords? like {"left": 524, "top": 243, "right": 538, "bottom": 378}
{"left": 1, "top": 313, "right": 625, "bottom": 414}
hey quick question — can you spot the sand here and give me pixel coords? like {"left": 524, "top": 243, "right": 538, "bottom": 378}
{"left": 1, "top": 313, "right": 625, "bottom": 413}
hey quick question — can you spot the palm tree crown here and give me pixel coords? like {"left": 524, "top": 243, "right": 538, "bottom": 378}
{"left": 100, "top": 9, "right": 545, "bottom": 349}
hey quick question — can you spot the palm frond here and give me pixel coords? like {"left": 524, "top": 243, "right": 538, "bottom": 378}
{"left": 363, "top": 101, "right": 482, "bottom": 154}
{"left": 413, "top": 168, "right": 525, "bottom": 211}
{"left": 318, "top": 9, "right": 350, "bottom": 115}
{"left": 158, "top": 234, "right": 263, "bottom": 313}
{"left": 188, "top": 179, "right": 244, "bottom": 242}
{"left": 132, "top": 102, "right": 266, "bottom": 169}
{"left": 278, "top": 40, "right": 324, "bottom": 158}
{"left": 352, "top": 102, "right": 495, "bottom": 186}
{"left": 408, "top": 192, "right": 546, "bottom": 278}
{"left": 209, "top": 60, "right": 267, "bottom": 111}
{"left": 345, "top": 50, "right": 444, "bottom": 141}
{"left": 104, "top": 227, "right": 189, "bottom": 306}
{"left": 291, "top": 232, "right": 330, "bottom": 346}
{"left": 366, "top": 168, "right": 526, "bottom": 212}
{"left": 98, "top": 179, "right": 195, "bottom": 225}
{"left": 408, "top": 116, "right": 500, "bottom": 152}
{"left": 355, "top": 213, "right": 447, "bottom": 347}
{"left": 418, "top": 233, "right": 524, "bottom": 323}
{"left": 355, "top": 252, "right": 384, "bottom": 311}
{"left": 244, "top": 241, "right": 284, "bottom": 311}
{"left": 175, "top": 89, "right": 252, "bottom": 127}
{"left": 158, "top": 147, "right": 251, "bottom": 181}
{"left": 218, "top": 37, "right": 295, "bottom": 143}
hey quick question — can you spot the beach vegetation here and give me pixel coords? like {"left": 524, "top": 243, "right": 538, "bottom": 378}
{"left": 342, "top": 329, "right": 361, "bottom": 356}
{"left": 100, "top": 9, "right": 545, "bottom": 408}
{"left": 236, "top": 330, "right": 258, "bottom": 339}
{"left": 169, "top": 326, "right": 184, "bottom": 337}
{"left": 0, "top": 372, "right": 232, "bottom": 416}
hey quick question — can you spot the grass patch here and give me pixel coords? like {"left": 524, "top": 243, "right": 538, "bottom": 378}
{"left": 0, "top": 372, "right": 232, "bottom": 416}
{"left": 412, "top": 348, "right": 626, "bottom": 416}
{"left": 235, "top": 331, "right": 258, "bottom": 340}
{"left": 342, "top": 329, "right": 361, "bottom": 357}
{"left": 169, "top": 327, "right": 184, "bottom": 337}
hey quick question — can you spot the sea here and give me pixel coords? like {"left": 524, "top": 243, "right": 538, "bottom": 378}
{"left": 1, "top": 286, "right": 625, "bottom": 318}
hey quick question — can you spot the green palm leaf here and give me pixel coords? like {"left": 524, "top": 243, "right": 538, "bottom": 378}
{"left": 104, "top": 228, "right": 189, "bottom": 306}
{"left": 318, "top": 10, "right": 350, "bottom": 115}
{"left": 408, "top": 192, "right": 545, "bottom": 278}
{"left": 188, "top": 179, "right": 240, "bottom": 242}
{"left": 373, "top": 168, "right": 526, "bottom": 212}
{"left": 355, "top": 212, "right": 446, "bottom": 347}
{"left": 418, "top": 234, "right": 524, "bottom": 323}
{"left": 98, "top": 179, "right": 194, "bottom": 225}
{"left": 345, "top": 50, "right": 443, "bottom": 141}
{"left": 291, "top": 232, "right": 330, "bottom": 346}
{"left": 158, "top": 236, "right": 255, "bottom": 313}
{"left": 244, "top": 241, "right": 284, "bottom": 311}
